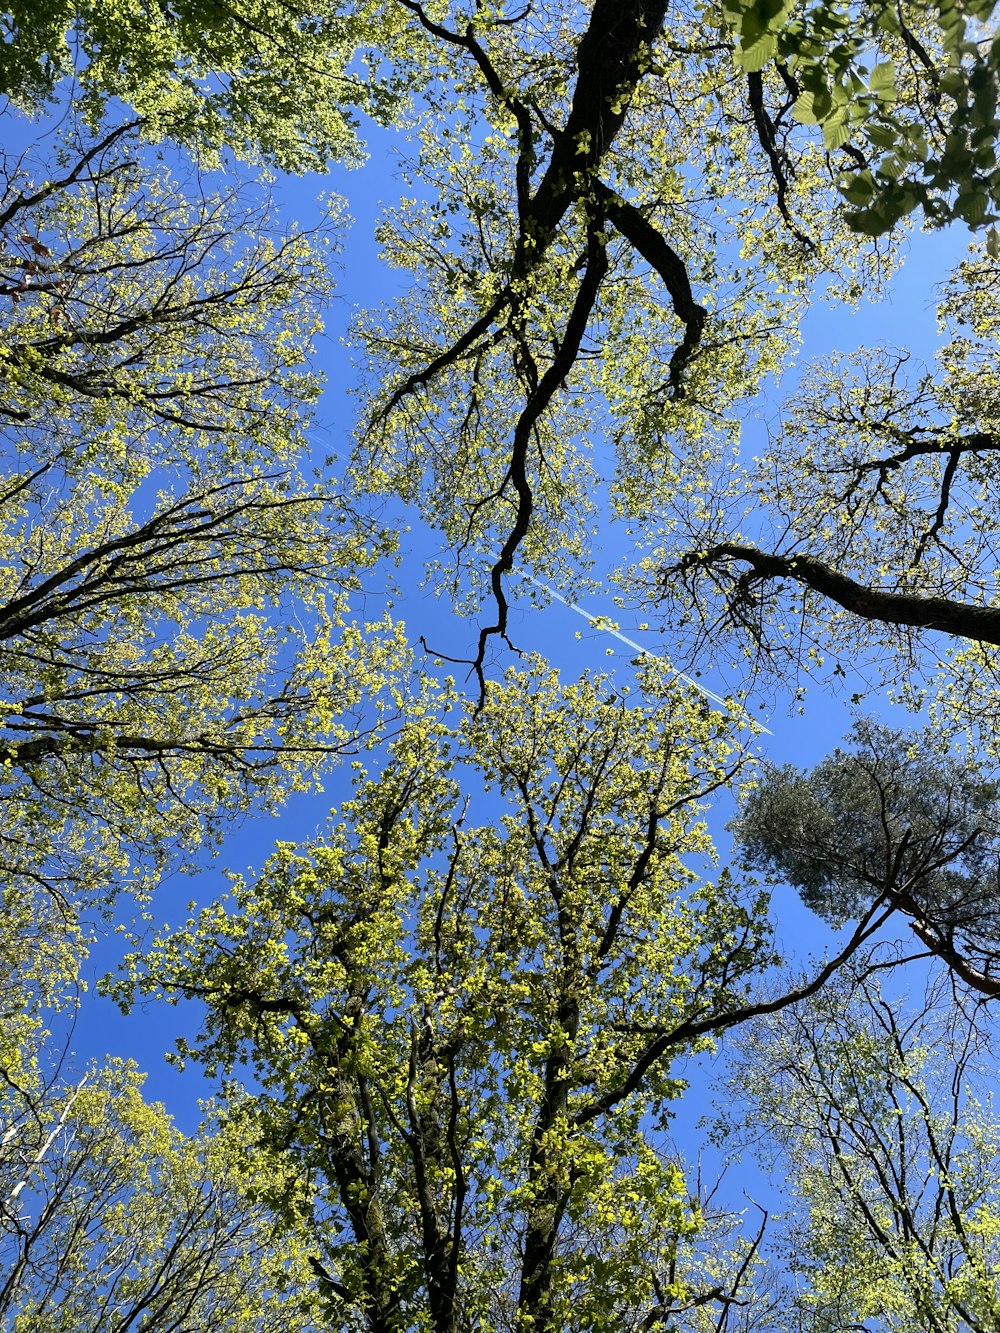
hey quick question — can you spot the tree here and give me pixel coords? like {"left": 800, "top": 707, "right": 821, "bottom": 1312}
{"left": 0, "top": 41, "right": 411, "bottom": 1324}
{"left": 0, "top": 805, "right": 326, "bottom": 1330}
{"left": 0, "top": 1057, "right": 327, "bottom": 1331}
{"left": 0, "top": 0, "right": 394, "bottom": 171}
{"left": 657, "top": 241, "right": 1000, "bottom": 740}
{"left": 0, "top": 115, "right": 405, "bottom": 1010}
{"left": 330, "top": 0, "right": 1000, "bottom": 733}
{"left": 111, "top": 661, "right": 950, "bottom": 1332}
{"left": 351, "top": 0, "right": 912, "bottom": 686}
{"left": 734, "top": 720, "right": 1000, "bottom": 996}
{"left": 722, "top": 964, "right": 1000, "bottom": 1333}
{"left": 724, "top": 0, "right": 1000, "bottom": 232}
{"left": 112, "top": 661, "right": 794, "bottom": 1333}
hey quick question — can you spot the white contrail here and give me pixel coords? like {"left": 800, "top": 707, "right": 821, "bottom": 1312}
{"left": 518, "top": 568, "right": 773, "bottom": 736}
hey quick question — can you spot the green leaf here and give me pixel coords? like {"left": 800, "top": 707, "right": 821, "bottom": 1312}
{"left": 956, "top": 189, "right": 990, "bottom": 223}
{"left": 845, "top": 203, "right": 897, "bottom": 234}
{"left": 822, "top": 108, "right": 852, "bottom": 149}
{"left": 793, "top": 90, "right": 821, "bottom": 124}
{"left": 839, "top": 169, "right": 877, "bottom": 205}
{"left": 866, "top": 124, "right": 897, "bottom": 148}
{"left": 869, "top": 62, "right": 896, "bottom": 93}
{"left": 735, "top": 32, "right": 778, "bottom": 69}
{"left": 875, "top": 153, "right": 907, "bottom": 180}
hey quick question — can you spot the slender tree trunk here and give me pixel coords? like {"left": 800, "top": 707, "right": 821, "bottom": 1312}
{"left": 3, "top": 1076, "right": 87, "bottom": 1213}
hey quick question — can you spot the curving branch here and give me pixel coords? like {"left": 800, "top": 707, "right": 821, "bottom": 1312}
{"left": 573, "top": 893, "right": 900, "bottom": 1129}
{"left": 746, "top": 71, "right": 814, "bottom": 249}
{"left": 595, "top": 184, "right": 707, "bottom": 397}
{"left": 889, "top": 881, "right": 1000, "bottom": 998}
{"left": 470, "top": 223, "right": 609, "bottom": 691}
{"left": 371, "top": 292, "right": 510, "bottom": 424}
{"left": 396, "top": 0, "right": 537, "bottom": 220}
{"left": 848, "top": 428, "right": 1000, "bottom": 478}
{"left": 671, "top": 541, "right": 1000, "bottom": 647}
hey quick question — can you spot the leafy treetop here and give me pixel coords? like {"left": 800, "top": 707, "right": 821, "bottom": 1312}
{"left": 736, "top": 719, "right": 1000, "bottom": 996}
{"left": 115, "top": 661, "right": 784, "bottom": 1333}
{"left": 0, "top": 0, "right": 402, "bottom": 170}
{"left": 0, "top": 115, "right": 407, "bottom": 1024}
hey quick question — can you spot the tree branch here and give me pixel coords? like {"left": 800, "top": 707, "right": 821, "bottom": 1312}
{"left": 671, "top": 542, "right": 1000, "bottom": 647}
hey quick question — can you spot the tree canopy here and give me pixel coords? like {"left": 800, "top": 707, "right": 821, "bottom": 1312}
{"left": 346, "top": 0, "right": 1000, "bottom": 705}
{"left": 5, "top": 0, "right": 1000, "bottom": 1328}
{"left": 115, "top": 664, "right": 776, "bottom": 1332}
{"left": 657, "top": 245, "right": 1000, "bottom": 746}
{"left": 724, "top": 965, "right": 1000, "bottom": 1333}
{"left": 0, "top": 0, "right": 393, "bottom": 170}
{"left": 1, "top": 1058, "right": 326, "bottom": 1331}
{"left": 736, "top": 720, "right": 1000, "bottom": 994}
{"left": 0, "top": 114, "right": 407, "bottom": 1038}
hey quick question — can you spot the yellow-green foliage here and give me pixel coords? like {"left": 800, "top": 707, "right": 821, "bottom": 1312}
{"left": 0, "top": 1060, "right": 325, "bottom": 1330}
{"left": 118, "top": 660, "right": 774, "bottom": 1331}
{"left": 725, "top": 972, "right": 1000, "bottom": 1333}
{"left": 0, "top": 0, "right": 401, "bottom": 170}
{"left": 0, "top": 116, "right": 407, "bottom": 1027}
